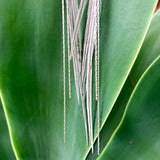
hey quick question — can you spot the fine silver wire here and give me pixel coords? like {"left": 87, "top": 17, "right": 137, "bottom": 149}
{"left": 70, "top": 0, "right": 88, "bottom": 59}
{"left": 97, "top": 0, "right": 100, "bottom": 155}
{"left": 72, "top": 0, "right": 82, "bottom": 73}
{"left": 82, "top": 0, "right": 93, "bottom": 82}
{"left": 66, "top": 0, "right": 72, "bottom": 99}
{"left": 70, "top": 1, "right": 80, "bottom": 103}
{"left": 62, "top": 0, "right": 66, "bottom": 143}
{"left": 86, "top": 0, "right": 97, "bottom": 152}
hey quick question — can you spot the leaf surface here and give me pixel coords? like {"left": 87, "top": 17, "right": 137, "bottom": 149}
{"left": 0, "top": 100, "right": 16, "bottom": 160}
{"left": 99, "top": 56, "right": 160, "bottom": 160}
{"left": 0, "top": 0, "right": 158, "bottom": 159}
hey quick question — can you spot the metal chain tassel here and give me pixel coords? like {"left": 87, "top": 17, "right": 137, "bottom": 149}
{"left": 62, "top": 0, "right": 101, "bottom": 154}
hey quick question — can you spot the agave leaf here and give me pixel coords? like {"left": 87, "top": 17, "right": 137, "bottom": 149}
{"left": 0, "top": 100, "right": 16, "bottom": 160}
{"left": 0, "top": 0, "right": 158, "bottom": 159}
{"left": 98, "top": 56, "right": 160, "bottom": 160}
{"left": 87, "top": 10, "right": 160, "bottom": 160}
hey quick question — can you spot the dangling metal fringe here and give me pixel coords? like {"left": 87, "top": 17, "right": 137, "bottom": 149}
{"left": 62, "top": 0, "right": 101, "bottom": 154}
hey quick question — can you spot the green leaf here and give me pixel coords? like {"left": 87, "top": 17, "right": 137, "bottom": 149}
{"left": 0, "top": 0, "right": 158, "bottom": 159}
{"left": 87, "top": 10, "right": 160, "bottom": 160}
{"left": 131, "top": 10, "right": 160, "bottom": 81}
{"left": 0, "top": 100, "right": 16, "bottom": 160}
{"left": 98, "top": 56, "right": 160, "bottom": 160}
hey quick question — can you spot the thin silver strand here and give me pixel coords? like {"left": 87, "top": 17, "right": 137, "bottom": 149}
{"left": 97, "top": 0, "right": 100, "bottom": 155}
{"left": 62, "top": 0, "right": 66, "bottom": 143}
{"left": 72, "top": 0, "right": 82, "bottom": 72}
{"left": 82, "top": 0, "right": 93, "bottom": 81}
{"left": 70, "top": 0, "right": 87, "bottom": 59}
{"left": 69, "top": 2, "right": 80, "bottom": 103}
{"left": 95, "top": 2, "right": 98, "bottom": 101}
{"left": 66, "top": 0, "right": 72, "bottom": 99}
{"left": 86, "top": 1, "right": 97, "bottom": 151}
